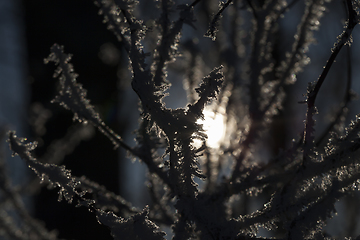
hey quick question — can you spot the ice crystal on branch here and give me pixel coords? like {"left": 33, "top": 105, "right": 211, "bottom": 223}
{"left": 188, "top": 65, "right": 224, "bottom": 120}
{"left": 8, "top": 131, "right": 79, "bottom": 204}
{"left": 96, "top": 207, "right": 166, "bottom": 240}
{"left": 45, "top": 44, "right": 125, "bottom": 149}
{"left": 8, "top": 131, "right": 165, "bottom": 239}
{"left": 205, "top": 0, "right": 233, "bottom": 41}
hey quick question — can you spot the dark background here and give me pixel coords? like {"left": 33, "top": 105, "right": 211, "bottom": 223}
{"left": 24, "top": 1, "right": 124, "bottom": 239}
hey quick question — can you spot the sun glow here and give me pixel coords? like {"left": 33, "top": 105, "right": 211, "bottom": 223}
{"left": 196, "top": 108, "right": 226, "bottom": 149}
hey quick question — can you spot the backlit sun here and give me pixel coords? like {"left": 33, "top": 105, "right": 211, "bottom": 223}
{"left": 196, "top": 108, "right": 226, "bottom": 149}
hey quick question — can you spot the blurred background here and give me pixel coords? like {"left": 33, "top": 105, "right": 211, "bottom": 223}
{"left": 1, "top": 0, "right": 360, "bottom": 239}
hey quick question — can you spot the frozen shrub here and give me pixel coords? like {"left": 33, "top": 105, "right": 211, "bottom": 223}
{"left": 3, "top": 0, "right": 360, "bottom": 239}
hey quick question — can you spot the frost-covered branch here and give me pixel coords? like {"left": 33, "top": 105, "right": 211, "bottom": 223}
{"left": 6, "top": 0, "right": 360, "bottom": 239}
{"left": 8, "top": 131, "right": 165, "bottom": 240}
